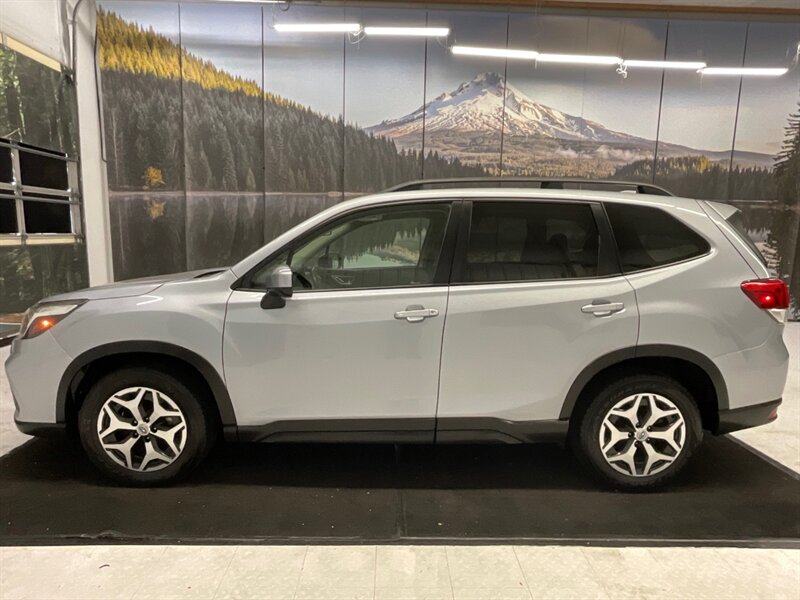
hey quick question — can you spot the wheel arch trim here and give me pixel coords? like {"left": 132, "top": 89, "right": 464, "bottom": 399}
{"left": 559, "top": 344, "right": 729, "bottom": 420}
{"left": 56, "top": 341, "right": 237, "bottom": 426}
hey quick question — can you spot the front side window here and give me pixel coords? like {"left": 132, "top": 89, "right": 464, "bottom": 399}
{"left": 460, "top": 201, "right": 600, "bottom": 283}
{"left": 605, "top": 203, "right": 710, "bottom": 273}
{"left": 250, "top": 203, "right": 451, "bottom": 291}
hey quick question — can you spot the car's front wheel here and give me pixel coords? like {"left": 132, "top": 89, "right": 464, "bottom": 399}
{"left": 573, "top": 374, "right": 702, "bottom": 490}
{"left": 78, "top": 367, "right": 216, "bottom": 485}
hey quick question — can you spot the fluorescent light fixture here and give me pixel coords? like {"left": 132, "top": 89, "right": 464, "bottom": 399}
{"left": 700, "top": 66, "right": 788, "bottom": 76}
{"left": 274, "top": 23, "right": 361, "bottom": 33}
{"left": 364, "top": 26, "right": 449, "bottom": 37}
{"left": 451, "top": 46, "right": 539, "bottom": 60}
{"left": 537, "top": 53, "right": 621, "bottom": 65}
{"left": 623, "top": 59, "right": 707, "bottom": 70}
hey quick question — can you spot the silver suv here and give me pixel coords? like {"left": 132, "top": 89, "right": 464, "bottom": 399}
{"left": 5, "top": 180, "right": 790, "bottom": 489}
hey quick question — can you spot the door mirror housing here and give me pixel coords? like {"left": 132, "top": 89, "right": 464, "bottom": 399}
{"left": 260, "top": 265, "right": 293, "bottom": 310}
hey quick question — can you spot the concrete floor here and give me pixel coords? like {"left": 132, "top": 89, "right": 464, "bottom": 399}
{"left": 1, "top": 325, "right": 798, "bottom": 599}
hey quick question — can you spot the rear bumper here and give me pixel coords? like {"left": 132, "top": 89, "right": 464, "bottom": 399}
{"left": 716, "top": 398, "right": 781, "bottom": 434}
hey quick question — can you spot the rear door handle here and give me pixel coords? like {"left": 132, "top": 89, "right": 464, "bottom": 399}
{"left": 395, "top": 305, "right": 439, "bottom": 323}
{"left": 581, "top": 301, "right": 625, "bottom": 317}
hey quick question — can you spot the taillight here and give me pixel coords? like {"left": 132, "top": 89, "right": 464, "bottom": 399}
{"left": 741, "top": 278, "right": 789, "bottom": 310}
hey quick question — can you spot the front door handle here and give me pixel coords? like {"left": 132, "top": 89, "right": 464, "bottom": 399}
{"left": 581, "top": 301, "right": 625, "bottom": 317}
{"left": 394, "top": 305, "right": 439, "bottom": 323}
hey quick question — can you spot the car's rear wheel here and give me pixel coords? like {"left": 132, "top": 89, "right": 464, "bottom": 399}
{"left": 573, "top": 374, "right": 702, "bottom": 490}
{"left": 78, "top": 367, "right": 216, "bottom": 485}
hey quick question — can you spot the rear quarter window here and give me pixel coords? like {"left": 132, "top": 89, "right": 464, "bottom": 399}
{"left": 605, "top": 203, "right": 710, "bottom": 273}
{"left": 725, "top": 210, "right": 768, "bottom": 268}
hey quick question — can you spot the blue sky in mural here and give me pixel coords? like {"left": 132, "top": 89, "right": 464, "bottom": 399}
{"left": 180, "top": 2, "right": 262, "bottom": 84}
{"left": 101, "top": 1, "right": 798, "bottom": 157}
{"left": 343, "top": 6, "right": 427, "bottom": 128}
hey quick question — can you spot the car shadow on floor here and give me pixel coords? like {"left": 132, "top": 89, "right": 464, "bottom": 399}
{"left": 1, "top": 436, "right": 798, "bottom": 544}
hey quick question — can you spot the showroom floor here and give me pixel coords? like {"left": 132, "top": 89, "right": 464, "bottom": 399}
{"left": 0, "top": 326, "right": 798, "bottom": 599}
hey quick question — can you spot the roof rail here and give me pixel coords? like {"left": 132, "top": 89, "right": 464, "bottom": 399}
{"left": 384, "top": 177, "right": 674, "bottom": 197}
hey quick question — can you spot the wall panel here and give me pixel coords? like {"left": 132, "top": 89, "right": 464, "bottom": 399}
{"left": 181, "top": 2, "right": 265, "bottom": 269}
{"left": 654, "top": 20, "right": 748, "bottom": 198}
{"left": 422, "top": 10, "right": 509, "bottom": 176}
{"left": 343, "top": 6, "right": 427, "bottom": 193}
{"left": 262, "top": 3, "right": 345, "bottom": 240}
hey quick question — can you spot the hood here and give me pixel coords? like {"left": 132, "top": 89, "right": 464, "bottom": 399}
{"left": 41, "top": 269, "right": 229, "bottom": 303}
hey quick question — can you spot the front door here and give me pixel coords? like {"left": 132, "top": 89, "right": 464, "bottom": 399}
{"left": 223, "top": 201, "right": 455, "bottom": 439}
{"left": 437, "top": 199, "right": 639, "bottom": 433}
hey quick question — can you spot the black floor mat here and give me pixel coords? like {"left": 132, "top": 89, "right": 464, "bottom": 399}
{"left": 1, "top": 436, "right": 798, "bottom": 546}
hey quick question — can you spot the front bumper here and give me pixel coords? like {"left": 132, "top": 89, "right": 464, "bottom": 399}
{"left": 14, "top": 418, "right": 65, "bottom": 437}
{"left": 5, "top": 330, "right": 74, "bottom": 424}
{"left": 716, "top": 398, "right": 781, "bottom": 434}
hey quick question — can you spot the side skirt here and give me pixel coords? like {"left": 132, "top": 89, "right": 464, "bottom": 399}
{"left": 232, "top": 417, "right": 569, "bottom": 444}
{"left": 435, "top": 417, "right": 568, "bottom": 444}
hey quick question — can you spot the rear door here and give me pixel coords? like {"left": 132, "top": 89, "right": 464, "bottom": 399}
{"left": 436, "top": 199, "right": 639, "bottom": 433}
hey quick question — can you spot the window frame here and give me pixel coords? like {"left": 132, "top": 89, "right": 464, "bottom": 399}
{"left": 0, "top": 138, "right": 82, "bottom": 246}
{"left": 450, "top": 198, "right": 620, "bottom": 286}
{"left": 235, "top": 198, "right": 460, "bottom": 293}
{"left": 602, "top": 201, "right": 712, "bottom": 275}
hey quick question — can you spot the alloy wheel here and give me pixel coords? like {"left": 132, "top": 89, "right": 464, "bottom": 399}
{"left": 599, "top": 392, "right": 686, "bottom": 477}
{"left": 96, "top": 386, "right": 188, "bottom": 472}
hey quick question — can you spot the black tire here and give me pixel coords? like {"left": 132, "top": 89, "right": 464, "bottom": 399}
{"left": 572, "top": 373, "right": 702, "bottom": 490}
{"left": 78, "top": 367, "right": 217, "bottom": 486}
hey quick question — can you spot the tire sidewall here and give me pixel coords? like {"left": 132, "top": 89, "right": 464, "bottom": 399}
{"left": 577, "top": 375, "right": 703, "bottom": 489}
{"left": 78, "top": 367, "right": 212, "bottom": 485}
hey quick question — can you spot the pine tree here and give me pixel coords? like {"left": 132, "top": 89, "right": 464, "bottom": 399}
{"left": 772, "top": 101, "right": 800, "bottom": 316}
{"left": 0, "top": 47, "right": 25, "bottom": 139}
{"left": 774, "top": 102, "right": 799, "bottom": 208}
{"left": 193, "top": 143, "right": 213, "bottom": 189}
{"left": 221, "top": 136, "right": 238, "bottom": 191}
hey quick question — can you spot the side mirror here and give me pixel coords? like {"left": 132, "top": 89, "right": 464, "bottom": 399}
{"left": 260, "top": 265, "right": 293, "bottom": 310}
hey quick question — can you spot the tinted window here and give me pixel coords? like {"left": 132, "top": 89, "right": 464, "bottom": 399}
{"left": 22, "top": 200, "right": 72, "bottom": 234}
{"left": 19, "top": 149, "right": 69, "bottom": 190}
{"left": 0, "top": 199, "right": 17, "bottom": 233}
{"left": 726, "top": 210, "right": 767, "bottom": 267}
{"left": 251, "top": 203, "right": 451, "bottom": 291}
{"left": 461, "top": 201, "right": 600, "bottom": 283}
{"left": 0, "top": 147, "right": 11, "bottom": 183}
{"left": 606, "top": 203, "right": 709, "bottom": 272}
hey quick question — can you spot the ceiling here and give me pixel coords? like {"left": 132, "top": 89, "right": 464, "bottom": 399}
{"left": 365, "top": 0, "right": 800, "bottom": 15}
{"left": 554, "top": 0, "right": 799, "bottom": 10}
{"left": 180, "top": 0, "right": 800, "bottom": 16}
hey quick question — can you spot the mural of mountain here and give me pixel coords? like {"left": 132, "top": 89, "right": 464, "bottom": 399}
{"left": 367, "top": 72, "right": 774, "bottom": 176}
{"left": 97, "top": 8, "right": 482, "bottom": 195}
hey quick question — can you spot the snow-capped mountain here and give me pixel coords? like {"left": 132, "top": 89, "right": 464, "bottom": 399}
{"left": 365, "top": 71, "right": 772, "bottom": 172}
{"left": 367, "top": 71, "right": 642, "bottom": 144}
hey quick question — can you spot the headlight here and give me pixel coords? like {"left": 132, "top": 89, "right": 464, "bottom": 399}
{"left": 19, "top": 300, "right": 87, "bottom": 339}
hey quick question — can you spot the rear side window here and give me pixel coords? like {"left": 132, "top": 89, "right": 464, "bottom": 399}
{"left": 460, "top": 201, "right": 600, "bottom": 283}
{"left": 725, "top": 210, "right": 768, "bottom": 267}
{"left": 606, "top": 204, "right": 709, "bottom": 273}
